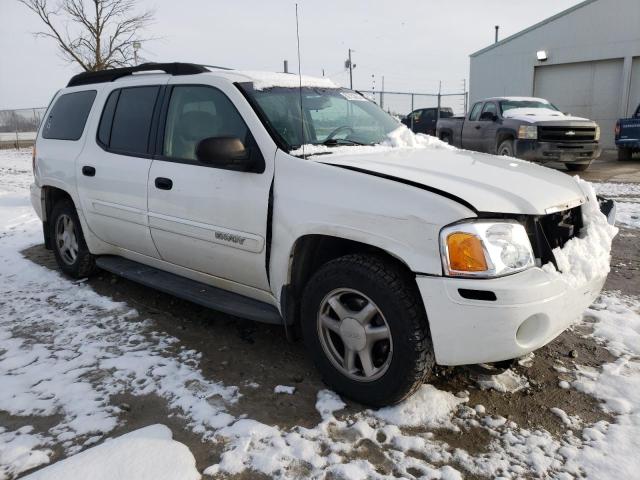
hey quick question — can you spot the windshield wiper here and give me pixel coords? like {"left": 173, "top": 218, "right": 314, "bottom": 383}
{"left": 321, "top": 138, "right": 368, "bottom": 146}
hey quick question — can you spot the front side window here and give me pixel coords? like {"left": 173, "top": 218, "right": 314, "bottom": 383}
{"left": 163, "top": 85, "right": 250, "bottom": 161}
{"left": 42, "top": 90, "right": 96, "bottom": 140}
{"left": 240, "top": 85, "right": 400, "bottom": 151}
{"left": 481, "top": 102, "right": 498, "bottom": 117}
{"left": 469, "top": 102, "right": 482, "bottom": 121}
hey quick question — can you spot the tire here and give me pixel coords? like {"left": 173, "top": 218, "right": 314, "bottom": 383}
{"left": 440, "top": 134, "right": 451, "bottom": 144}
{"left": 497, "top": 139, "right": 514, "bottom": 157}
{"left": 618, "top": 148, "right": 633, "bottom": 161}
{"left": 566, "top": 163, "right": 590, "bottom": 172}
{"left": 301, "top": 254, "right": 435, "bottom": 407}
{"left": 50, "top": 199, "right": 97, "bottom": 278}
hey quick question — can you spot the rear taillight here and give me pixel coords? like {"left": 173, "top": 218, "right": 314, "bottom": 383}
{"left": 614, "top": 121, "right": 620, "bottom": 138}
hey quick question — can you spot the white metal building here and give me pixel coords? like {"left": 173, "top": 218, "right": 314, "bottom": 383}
{"left": 469, "top": 0, "right": 640, "bottom": 148}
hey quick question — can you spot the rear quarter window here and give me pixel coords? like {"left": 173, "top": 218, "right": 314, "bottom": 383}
{"left": 42, "top": 90, "right": 97, "bottom": 140}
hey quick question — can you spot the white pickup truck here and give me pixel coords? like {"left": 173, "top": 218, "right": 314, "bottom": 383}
{"left": 30, "top": 63, "right": 617, "bottom": 406}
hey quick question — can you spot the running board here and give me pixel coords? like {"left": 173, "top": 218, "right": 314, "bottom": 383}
{"left": 95, "top": 256, "right": 283, "bottom": 325}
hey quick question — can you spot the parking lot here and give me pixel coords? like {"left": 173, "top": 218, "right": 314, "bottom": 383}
{"left": 0, "top": 147, "right": 638, "bottom": 479}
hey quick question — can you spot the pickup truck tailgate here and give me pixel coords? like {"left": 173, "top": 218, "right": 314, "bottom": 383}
{"left": 619, "top": 118, "right": 640, "bottom": 140}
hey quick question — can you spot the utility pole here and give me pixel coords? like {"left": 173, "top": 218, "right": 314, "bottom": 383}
{"left": 284, "top": 60, "right": 289, "bottom": 73}
{"left": 345, "top": 49, "right": 355, "bottom": 89}
{"left": 133, "top": 41, "right": 141, "bottom": 66}
{"left": 380, "top": 75, "right": 385, "bottom": 109}
{"left": 437, "top": 80, "right": 442, "bottom": 121}
{"left": 495, "top": 25, "right": 499, "bottom": 43}
{"left": 462, "top": 78, "right": 468, "bottom": 115}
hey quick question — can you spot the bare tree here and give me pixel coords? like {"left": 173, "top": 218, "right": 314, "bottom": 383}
{"left": 19, "top": 0, "right": 154, "bottom": 71}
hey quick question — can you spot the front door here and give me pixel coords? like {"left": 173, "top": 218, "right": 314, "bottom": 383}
{"left": 461, "top": 102, "right": 484, "bottom": 151}
{"left": 147, "top": 81, "right": 275, "bottom": 291}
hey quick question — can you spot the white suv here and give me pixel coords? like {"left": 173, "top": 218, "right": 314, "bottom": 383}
{"left": 30, "top": 63, "right": 616, "bottom": 406}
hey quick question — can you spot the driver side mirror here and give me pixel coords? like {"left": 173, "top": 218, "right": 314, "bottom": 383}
{"left": 480, "top": 111, "right": 498, "bottom": 122}
{"left": 195, "top": 137, "right": 254, "bottom": 172}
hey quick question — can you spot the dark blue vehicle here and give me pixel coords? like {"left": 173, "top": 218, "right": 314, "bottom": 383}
{"left": 615, "top": 102, "right": 640, "bottom": 161}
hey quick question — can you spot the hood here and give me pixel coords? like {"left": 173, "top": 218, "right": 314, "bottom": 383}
{"left": 503, "top": 107, "right": 589, "bottom": 123}
{"left": 315, "top": 147, "right": 586, "bottom": 216}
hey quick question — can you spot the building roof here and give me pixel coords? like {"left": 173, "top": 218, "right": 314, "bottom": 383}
{"left": 470, "top": 0, "right": 598, "bottom": 58}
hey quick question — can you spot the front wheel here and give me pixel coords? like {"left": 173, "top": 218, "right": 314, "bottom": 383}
{"left": 301, "top": 254, "right": 435, "bottom": 407}
{"left": 497, "top": 139, "right": 515, "bottom": 157}
{"left": 50, "top": 199, "right": 97, "bottom": 278}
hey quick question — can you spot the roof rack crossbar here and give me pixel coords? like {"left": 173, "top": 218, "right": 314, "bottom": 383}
{"left": 66, "top": 62, "right": 209, "bottom": 87}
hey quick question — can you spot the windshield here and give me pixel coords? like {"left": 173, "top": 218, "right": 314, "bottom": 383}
{"left": 499, "top": 100, "right": 559, "bottom": 114}
{"left": 240, "top": 85, "right": 401, "bottom": 151}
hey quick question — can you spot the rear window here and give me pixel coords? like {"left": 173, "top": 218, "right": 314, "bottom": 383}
{"left": 108, "top": 86, "right": 160, "bottom": 155}
{"left": 42, "top": 90, "right": 96, "bottom": 140}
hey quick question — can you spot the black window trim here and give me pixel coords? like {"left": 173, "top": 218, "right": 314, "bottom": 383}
{"left": 153, "top": 83, "right": 266, "bottom": 174}
{"left": 481, "top": 101, "right": 499, "bottom": 118}
{"left": 42, "top": 89, "right": 98, "bottom": 141}
{"left": 95, "top": 84, "right": 165, "bottom": 159}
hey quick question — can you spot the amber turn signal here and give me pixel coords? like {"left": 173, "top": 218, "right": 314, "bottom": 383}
{"left": 446, "top": 232, "right": 488, "bottom": 272}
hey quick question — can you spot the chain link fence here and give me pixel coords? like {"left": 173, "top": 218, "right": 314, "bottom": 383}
{"left": 0, "top": 108, "right": 46, "bottom": 149}
{"left": 359, "top": 90, "right": 468, "bottom": 121}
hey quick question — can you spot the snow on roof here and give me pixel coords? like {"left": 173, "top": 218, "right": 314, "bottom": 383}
{"left": 230, "top": 70, "right": 338, "bottom": 90}
{"left": 485, "top": 96, "right": 550, "bottom": 103}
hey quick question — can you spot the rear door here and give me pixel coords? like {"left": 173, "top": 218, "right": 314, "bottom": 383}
{"left": 461, "top": 102, "right": 484, "bottom": 150}
{"left": 76, "top": 83, "right": 165, "bottom": 258}
{"left": 147, "top": 78, "right": 276, "bottom": 292}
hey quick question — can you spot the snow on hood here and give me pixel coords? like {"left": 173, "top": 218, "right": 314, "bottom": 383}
{"left": 503, "top": 107, "right": 589, "bottom": 123}
{"left": 234, "top": 70, "right": 338, "bottom": 90}
{"left": 301, "top": 126, "right": 587, "bottom": 215}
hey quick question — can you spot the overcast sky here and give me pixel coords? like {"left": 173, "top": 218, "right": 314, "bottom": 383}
{"left": 0, "top": 0, "right": 582, "bottom": 111}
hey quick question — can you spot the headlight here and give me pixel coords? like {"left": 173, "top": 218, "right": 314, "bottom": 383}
{"left": 517, "top": 125, "right": 538, "bottom": 140}
{"left": 595, "top": 125, "right": 600, "bottom": 141}
{"left": 440, "top": 221, "right": 535, "bottom": 278}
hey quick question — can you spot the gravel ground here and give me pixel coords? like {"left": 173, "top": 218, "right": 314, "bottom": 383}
{"left": 1, "top": 149, "right": 639, "bottom": 479}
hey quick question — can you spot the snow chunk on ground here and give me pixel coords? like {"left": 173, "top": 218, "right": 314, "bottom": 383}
{"left": 235, "top": 70, "right": 337, "bottom": 90}
{"left": 0, "top": 427, "right": 51, "bottom": 480}
{"left": 315, "top": 389, "right": 346, "bottom": 420}
{"left": 476, "top": 369, "right": 529, "bottom": 393}
{"left": 541, "top": 177, "right": 618, "bottom": 288}
{"left": 614, "top": 201, "right": 640, "bottom": 230}
{"left": 373, "top": 384, "right": 466, "bottom": 428}
{"left": 274, "top": 385, "right": 295, "bottom": 395}
{"left": 22, "top": 425, "right": 199, "bottom": 480}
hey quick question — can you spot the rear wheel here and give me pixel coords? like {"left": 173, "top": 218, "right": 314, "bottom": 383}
{"left": 618, "top": 148, "right": 633, "bottom": 161}
{"left": 566, "top": 163, "right": 590, "bottom": 172}
{"left": 497, "top": 139, "right": 514, "bottom": 157}
{"left": 301, "top": 254, "right": 435, "bottom": 407}
{"left": 50, "top": 199, "right": 97, "bottom": 278}
{"left": 440, "top": 134, "right": 451, "bottom": 144}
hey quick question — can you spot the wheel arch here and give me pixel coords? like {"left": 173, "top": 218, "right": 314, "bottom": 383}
{"left": 495, "top": 129, "right": 516, "bottom": 154}
{"left": 281, "top": 233, "right": 416, "bottom": 328}
{"left": 41, "top": 185, "right": 76, "bottom": 249}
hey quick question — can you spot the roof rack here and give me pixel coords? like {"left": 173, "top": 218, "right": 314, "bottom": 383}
{"left": 66, "top": 62, "right": 210, "bottom": 87}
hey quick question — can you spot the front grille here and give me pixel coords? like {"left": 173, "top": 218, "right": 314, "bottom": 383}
{"left": 527, "top": 206, "right": 583, "bottom": 268}
{"left": 538, "top": 126, "right": 596, "bottom": 143}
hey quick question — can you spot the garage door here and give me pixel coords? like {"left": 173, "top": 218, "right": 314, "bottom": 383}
{"left": 534, "top": 59, "right": 624, "bottom": 148}
{"left": 629, "top": 57, "right": 640, "bottom": 117}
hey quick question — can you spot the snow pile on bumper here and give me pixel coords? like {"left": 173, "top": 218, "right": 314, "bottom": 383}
{"left": 542, "top": 177, "right": 618, "bottom": 288}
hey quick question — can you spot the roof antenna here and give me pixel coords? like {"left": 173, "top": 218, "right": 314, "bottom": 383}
{"left": 295, "top": 3, "right": 305, "bottom": 159}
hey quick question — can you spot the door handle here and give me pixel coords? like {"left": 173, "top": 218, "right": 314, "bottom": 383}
{"left": 474, "top": 125, "right": 481, "bottom": 130}
{"left": 82, "top": 166, "right": 96, "bottom": 177}
{"left": 155, "top": 177, "right": 173, "bottom": 190}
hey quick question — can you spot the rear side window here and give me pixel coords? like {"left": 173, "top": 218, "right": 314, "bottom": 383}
{"left": 98, "top": 86, "right": 160, "bottom": 155}
{"left": 42, "top": 90, "right": 96, "bottom": 140}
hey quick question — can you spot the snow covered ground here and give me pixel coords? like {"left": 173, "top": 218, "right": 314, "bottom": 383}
{"left": 1, "top": 148, "right": 640, "bottom": 479}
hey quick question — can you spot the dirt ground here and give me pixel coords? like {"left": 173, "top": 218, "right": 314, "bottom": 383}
{"left": 11, "top": 154, "right": 639, "bottom": 478}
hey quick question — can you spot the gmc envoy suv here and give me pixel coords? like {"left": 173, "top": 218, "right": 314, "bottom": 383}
{"left": 31, "top": 63, "right": 616, "bottom": 406}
